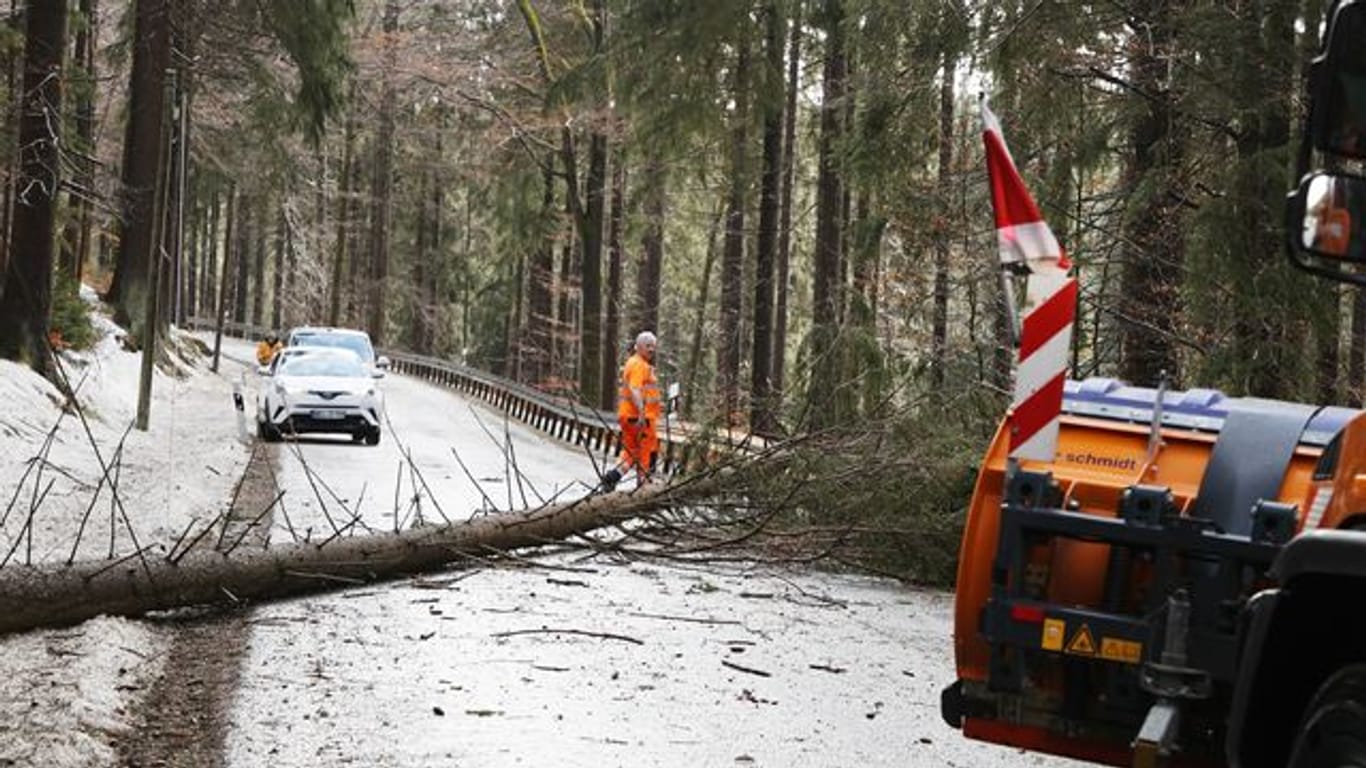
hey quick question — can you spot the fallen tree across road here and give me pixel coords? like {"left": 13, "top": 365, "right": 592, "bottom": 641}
{"left": 0, "top": 481, "right": 712, "bottom": 636}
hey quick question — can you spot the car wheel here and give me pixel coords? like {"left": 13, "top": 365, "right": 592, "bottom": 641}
{"left": 364, "top": 428, "right": 381, "bottom": 446}
{"left": 258, "top": 419, "right": 280, "bottom": 443}
{"left": 1289, "top": 664, "right": 1366, "bottom": 768}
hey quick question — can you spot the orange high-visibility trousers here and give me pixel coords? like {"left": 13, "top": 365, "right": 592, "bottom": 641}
{"left": 619, "top": 417, "right": 659, "bottom": 477}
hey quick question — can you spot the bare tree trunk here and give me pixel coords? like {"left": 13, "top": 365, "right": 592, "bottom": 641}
{"left": 201, "top": 185, "right": 218, "bottom": 315}
{"left": 59, "top": 0, "right": 96, "bottom": 287}
{"left": 108, "top": 0, "right": 171, "bottom": 335}
{"left": 367, "top": 0, "right": 399, "bottom": 346}
{"left": 251, "top": 196, "right": 266, "bottom": 327}
{"left": 602, "top": 157, "right": 624, "bottom": 408}
{"left": 684, "top": 206, "right": 724, "bottom": 420}
{"left": 1317, "top": 285, "right": 1341, "bottom": 403}
{"left": 751, "top": 2, "right": 782, "bottom": 435}
{"left": 1349, "top": 286, "right": 1366, "bottom": 406}
{"left": 184, "top": 185, "right": 198, "bottom": 319}
{"left": 1119, "top": 0, "right": 1184, "bottom": 386}
{"left": 209, "top": 183, "right": 236, "bottom": 373}
{"left": 528, "top": 155, "right": 556, "bottom": 384}
{"left": 461, "top": 186, "right": 472, "bottom": 354}
{"left": 329, "top": 86, "right": 355, "bottom": 327}
{"left": 557, "top": 171, "right": 576, "bottom": 381}
{"left": 931, "top": 51, "right": 954, "bottom": 389}
{"left": 507, "top": 253, "right": 525, "bottom": 379}
{"left": 284, "top": 209, "right": 297, "bottom": 330}
{"left": 808, "top": 0, "right": 846, "bottom": 430}
{"left": 410, "top": 160, "right": 430, "bottom": 352}
{"left": 635, "top": 149, "right": 664, "bottom": 336}
{"left": 271, "top": 206, "right": 285, "bottom": 330}
{"left": 718, "top": 26, "right": 750, "bottom": 426}
{"left": 772, "top": 5, "right": 800, "bottom": 407}
{"left": 232, "top": 195, "right": 250, "bottom": 325}
{"left": 345, "top": 141, "right": 366, "bottom": 327}
{"left": 426, "top": 126, "right": 444, "bottom": 353}
{"left": 0, "top": 1, "right": 20, "bottom": 290}
{"left": 0, "top": 0, "right": 66, "bottom": 372}
{"left": 582, "top": 131, "right": 607, "bottom": 406}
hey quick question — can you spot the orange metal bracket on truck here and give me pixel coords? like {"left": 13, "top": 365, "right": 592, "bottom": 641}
{"left": 951, "top": 406, "right": 1330, "bottom": 762}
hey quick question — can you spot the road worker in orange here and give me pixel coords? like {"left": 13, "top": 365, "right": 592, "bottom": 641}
{"left": 256, "top": 332, "right": 283, "bottom": 368}
{"left": 600, "top": 331, "right": 662, "bottom": 492}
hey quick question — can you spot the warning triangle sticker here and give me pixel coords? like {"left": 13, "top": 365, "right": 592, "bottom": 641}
{"left": 1065, "top": 624, "right": 1096, "bottom": 656}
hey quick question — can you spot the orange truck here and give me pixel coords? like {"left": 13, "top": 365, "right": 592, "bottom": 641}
{"left": 942, "top": 3, "right": 1366, "bottom": 766}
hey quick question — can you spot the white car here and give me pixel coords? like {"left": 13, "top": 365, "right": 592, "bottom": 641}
{"left": 284, "top": 326, "right": 391, "bottom": 374}
{"left": 257, "top": 347, "right": 385, "bottom": 445}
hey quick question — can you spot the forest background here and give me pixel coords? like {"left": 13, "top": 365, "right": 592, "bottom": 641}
{"left": 0, "top": 0, "right": 1344, "bottom": 583}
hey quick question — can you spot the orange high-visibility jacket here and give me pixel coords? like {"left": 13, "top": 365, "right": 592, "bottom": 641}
{"left": 617, "top": 354, "right": 661, "bottom": 421}
{"left": 256, "top": 340, "right": 282, "bottom": 366}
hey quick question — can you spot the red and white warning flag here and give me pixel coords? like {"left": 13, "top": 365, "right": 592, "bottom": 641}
{"left": 982, "top": 99, "right": 1077, "bottom": 462}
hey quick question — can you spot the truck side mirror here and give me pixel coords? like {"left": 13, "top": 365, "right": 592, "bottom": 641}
{"left": 1310, "top": 0, "right": 1366, "bottom": 159}
{"left": 1290, "top": 172, "right": 1366, "bottom": 261}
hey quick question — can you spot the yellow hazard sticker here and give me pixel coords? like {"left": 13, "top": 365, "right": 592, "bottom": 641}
{"left": 1041, "top": 618, "right": 1065, "bottom": 651}
{"left": 1065, "top": 624, "right": 1097, "bottom": 656}
{"left": 1100, "top": 637, "right": 1143, "bottom": 665}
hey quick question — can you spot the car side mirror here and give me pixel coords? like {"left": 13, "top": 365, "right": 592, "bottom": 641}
{"left": 376, "top": 355, "right": 391, "bottom": 370}
{"left": 371, "top": 369, "right": 386, "bottom": 379}
{"left": 1310, "top": 0, "right": 1366, "bottom": 159}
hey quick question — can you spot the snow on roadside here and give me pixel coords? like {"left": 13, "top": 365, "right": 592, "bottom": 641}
{"left": 0, "top": 617, "right": 170, "bottom": 767}
{"left": 0, "top": 290, "right": 250, "bottom": 768}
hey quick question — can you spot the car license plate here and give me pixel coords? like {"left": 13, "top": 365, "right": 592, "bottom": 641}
{"left": 311, "top": 410, "right": 345, "bottom": 420}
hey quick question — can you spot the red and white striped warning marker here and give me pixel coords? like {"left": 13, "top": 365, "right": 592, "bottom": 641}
{"left": 982, "top": 100, "right": 1077, "bottom": 462}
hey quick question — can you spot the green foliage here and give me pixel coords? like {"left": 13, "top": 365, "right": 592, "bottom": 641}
{"left": 747, "top": 388, "right": 1003, "bottom": 586}
{"left": 49, "top": 276, "right": 95, "bottom": 352}
{"left": 263, "top": 0, "right": 357, "bottom": 144}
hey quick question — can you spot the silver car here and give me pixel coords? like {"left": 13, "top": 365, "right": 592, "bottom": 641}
{"left": 284, "top": 326, "right": 391, "bottom": 374}
{"left": 257, "top": 347, "right": 384, "bottom": 445}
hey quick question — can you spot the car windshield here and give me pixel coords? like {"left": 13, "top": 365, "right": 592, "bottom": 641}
{"left": 289, "top": 331, "right": 374, "bottom": 363}
{"left": 278, "top": 351, "right": 367, "bottom": 378}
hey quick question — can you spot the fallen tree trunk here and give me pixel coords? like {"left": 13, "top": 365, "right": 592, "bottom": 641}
{"left": 0, "top": 484, "right": 694, "bottom": 636}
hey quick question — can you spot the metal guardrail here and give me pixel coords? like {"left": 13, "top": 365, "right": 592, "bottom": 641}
{"left": 184, "top": 317, "right": 716, "bottom": 473}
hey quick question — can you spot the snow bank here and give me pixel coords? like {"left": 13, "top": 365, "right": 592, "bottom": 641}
{"left": 0, "top": 295, "right": 248, "bottom": 564}
{"left": 0, "top": 617, "right": 170, "bottom": 767}
{"left": 0, "top": 289, "right": 251, "bottom": 768}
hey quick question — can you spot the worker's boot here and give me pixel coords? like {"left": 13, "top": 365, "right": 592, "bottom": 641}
{"left": 599, "top": 468, "right": 622, "bottom": 492}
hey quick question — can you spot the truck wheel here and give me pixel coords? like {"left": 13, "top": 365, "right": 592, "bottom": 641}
{"left": 1290, "top": 664, "right": 1366, "bottom": 768}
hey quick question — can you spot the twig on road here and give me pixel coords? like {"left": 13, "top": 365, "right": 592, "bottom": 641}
{"left": 450, "top": 447, "right": 498, "bottom": 516}
{"left": 224, "top": 490, "right": 288, "bottom": 555}
{"left": 627, "top": 611, "right": 742, "bottom": 626}
{"left": 721, "top": 659, "right": 772, "bottom": 677}
{"left": 467, "top": 406, "right": 547, "bottom": 507}
{"left": 491, "top": 628, "right": 644, "bottom": 645}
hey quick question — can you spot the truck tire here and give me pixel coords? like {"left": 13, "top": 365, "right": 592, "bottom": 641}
{"left": 1289, "top": 664, "right": 1366, "bottom": 768}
